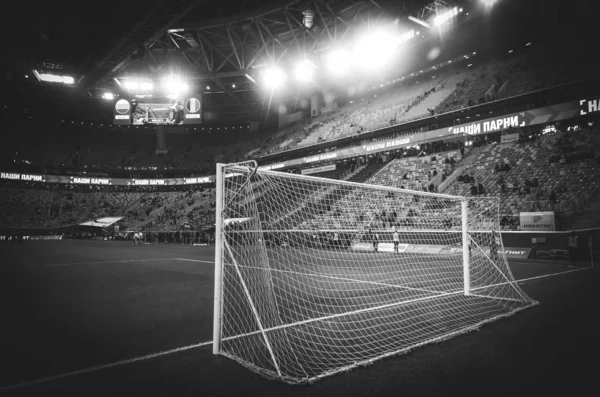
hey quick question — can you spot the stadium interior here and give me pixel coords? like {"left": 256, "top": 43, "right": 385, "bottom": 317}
{"left": 1, "top": 0, "right": 599, "bottom": 394}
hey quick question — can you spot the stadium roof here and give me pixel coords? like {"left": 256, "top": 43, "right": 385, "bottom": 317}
{"left": 5, "top": 0, "right": 594, "bottom": 122}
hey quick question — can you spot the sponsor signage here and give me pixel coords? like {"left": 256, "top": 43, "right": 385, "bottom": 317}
{"left": 258, "top": 163, "right": 285, "bottom": 171}
{"left": 519, "top": 212, "right": 556, "bottom": 231}
{"left": 184, "top": 176, "right": 212, "bottom": 184}
{"left": 450, "top": 115, "right": 524, "bottom": 135}
{"left": 499, "top": 248, "right": 532, "bottom": 259}
{"left": 1, "top": 172, "right": 45, "bottom": 182}
{"left": 405, "top": 244, "right": 446, "bottom": 254}
{"left": 257, "top": 98, "right": 584, "bottom": 170}
{"left": 1, "top": 171, "right": 215, "bottom": 187}
{"left": 579, "top": 98, "right": 600, "bottom": 116}
{"left": 303, "top": 153, "right": 338, "bottom": 163}
{"left": 70, "top": 177, "right": 111, "bottom": 185}
{"left": 301, "top": 164, "right": 336, "bottom": 175}
{"left": 362, "top": 137, "right": 410, "bottom": 152}
{"left": 350, "top": 242, "right": 409, "bottom": 252}
{"left": 133, "top": 179, "right": 165, "bottom": 185}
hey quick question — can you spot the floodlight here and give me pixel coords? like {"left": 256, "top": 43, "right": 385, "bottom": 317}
{"left": 408, "top": 16, "right": 430, "bottom": 29}
{"left": 35, "top": 71, "right": 75, "bottom": 84}
{"left": 162, "top": 76, "right": 189, "bottom": 95}
{"left": 433, "top": 7, "right": 460, "bottom": 27}
{"left": 353, "top": 30, "right": 396, "bottom": 71}
{"left": 263, "top": 66, "right": 286, "bottom": 89}
{"left": 294, "top": 59, "right": 316, "bottom": 83}
{"left": 481, "top": 0, "right": 498, "bottom": 6}
{"left": 326, "top": 49, "right": 352, "bottom": 75}
{"left": 124, "top": 81, "right": 139, "bottom": 90}
{"left": 102, "top": 92, "right": 114, "bottom": 100}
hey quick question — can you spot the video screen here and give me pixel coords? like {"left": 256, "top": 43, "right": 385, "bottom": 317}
{"left": 113, "top": 96, "right": 202, "bottom": 125}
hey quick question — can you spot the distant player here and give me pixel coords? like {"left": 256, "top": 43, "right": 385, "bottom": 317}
{"left": 393, "top": 230, "right": 400, "bottom": 253}
{"left": 368, "top": 229, "right": 379, "bottom": 252}
{"left": 490, "top": 231, "right": 500, "bottom": 260}
{"left": 568, "top": 231, "right": 579, "bottom": 265}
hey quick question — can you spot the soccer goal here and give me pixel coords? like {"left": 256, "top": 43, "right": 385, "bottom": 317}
{"left": 212, "top": 161, "right": 537, "bottom": 384}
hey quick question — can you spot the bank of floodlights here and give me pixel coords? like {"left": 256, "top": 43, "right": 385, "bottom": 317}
{"left": 294, "top": 59, "right": 317, "bottom": 83}
{"left": 481, "top": 0, "right": 498, "bottom": 6}
{"left": 325, "top": 49, "right": 353, "bottom": 75}
{"left": 263, "top": 66, "right": 286, "bottom": 90}
{"left": 353, "top": 29, "right": 397, "bottom": 71}
{"left": 433, "top": 7, "right": 462, "bottom": 27}
{"left": 32, "top": 70, "right": 75, "bottom": 85}
{"left": 162, "top": 76, "right": 189, "bottom": 97}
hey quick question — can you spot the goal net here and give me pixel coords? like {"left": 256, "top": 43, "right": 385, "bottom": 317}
{"left": 213, "top": 161, "right": 537, "bottom": 384}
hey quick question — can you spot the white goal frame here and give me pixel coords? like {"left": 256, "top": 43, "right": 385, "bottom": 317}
{"left": 211, "top": 161, "right": 534, "bottom": 383}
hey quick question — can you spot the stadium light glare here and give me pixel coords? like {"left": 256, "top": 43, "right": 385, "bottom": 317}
{"left": 433, "top": 7, "right": 460, "bottom": 27}
{"left": 353, "top": 30, "right": 396, "bottom": 71}
{"left": 325, "top": 49, "right": 352, "bottom": 75}
{"left": 124, "top": 81, "right": 138, "bottom": 90}
{"left": 263, "top": 66, "right": 286, "bottom": 89}
{"left": 481, "top": 0, "right": 498, "bottom": 6}
{"left": 408, "top": 15, "right": 430, "bottom": 29}
{"left": 34, "top": 71, "right": 75, "bottom": 84}
{"left": 102, "top": 92, "right": 114, "bottom": 100}
{"left": 294, "top": 59, "right": 316, "bottom": 83}
{"left": 162, "top": 76, "right": 189, "bottom": 95}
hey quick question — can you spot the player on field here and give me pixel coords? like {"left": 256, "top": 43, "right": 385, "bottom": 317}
{"left": 368, "top": 229, "right": 379, "bottom": 252}
{"left": 490, "top": 231, "right": 500, "bottom": 260}
{"left": 393, "top": 230, "right": 400, "bottom": 253}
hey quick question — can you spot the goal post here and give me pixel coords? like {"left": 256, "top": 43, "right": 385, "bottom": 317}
{"left": 462, "top": 199, "right": 470, "bottom": 295}
{"left": 213, "top": 161, "right": 537, "bottom": 384}
{"left": 212, "top": 163, "right": 225, "bottom": 355}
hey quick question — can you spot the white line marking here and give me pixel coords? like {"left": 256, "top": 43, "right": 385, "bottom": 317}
{"left": 0, "top": 341, "right": 213, "bottom": 392}
{"left": 514, "top": 267, "right": 589, "bottom": 282}
{"left": 0, "top": 266, "right": 590, "bottom": 392}
{"left": 509, "top": 260, "right": 579, "bottom": 269}
{"left": 0, "top": 258, "right": 177, "bottom": 269}
{"left": 174, "top": 258, "right": 214, "bottom": 264}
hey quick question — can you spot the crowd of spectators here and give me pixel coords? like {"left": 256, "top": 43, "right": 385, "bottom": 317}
{"left": 444, "top": 125, "right": 600, "bottom": 230}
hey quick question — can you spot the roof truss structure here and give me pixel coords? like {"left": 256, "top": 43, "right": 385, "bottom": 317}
{"left": 77, "top": 0, "right": 454, "bottom": 118}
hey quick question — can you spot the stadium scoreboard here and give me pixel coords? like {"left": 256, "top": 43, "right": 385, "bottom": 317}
{"left": 113, "top": 95, "right": 202, "bottom": 125}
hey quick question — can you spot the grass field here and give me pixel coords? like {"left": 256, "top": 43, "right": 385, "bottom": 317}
{"left": 0, "top": 240, "right": 597, "bottom": 396}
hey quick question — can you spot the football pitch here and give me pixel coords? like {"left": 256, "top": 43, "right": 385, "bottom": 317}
{"left": 0, "top": 240, "right": 597, "bottom": 396}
